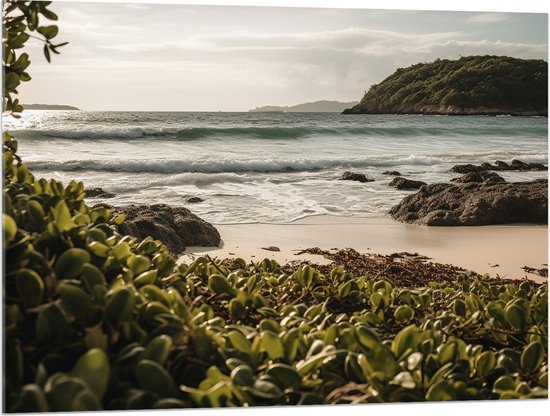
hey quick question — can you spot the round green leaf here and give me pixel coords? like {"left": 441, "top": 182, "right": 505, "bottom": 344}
{"left": 127, "top": 254, "right": 151, "bottom": 274}
{"left": 260, "top": 330, "right": 285, "bottom": 360}
{"left": 15, "top": 268, "right": 44, "bottom": 307}
{"left": 15, "top": 384, "right": 48, "bottom": 412}
{"left": 141, "top": 335, "right": 173, "bottom": 364}
{"left": 134, "top": 269, "right": 158, "bottom": 286}
{"left": 394, "top": 305, "right": 415, "bottom": 323}
{"left": 71, "top": 389, "right": 101, "bottom": 411}
{"left": 80, "top": 263, "right": 106, "bottom": 292}
{"left": 88, "top": 241, "right": 110, "bottom": 258}
{"left": 105, "top": 287, "right": 135, "bottom": 324}
{"left": 356, "top": 325, "right": 382, "bottom": 350}
{"left": 135, "top": 359, "right": 176, "bottom": 397}
{"left": 266, "top": 363, "right": 302, "bottom": 389}
{"left": 58, "top": 282, "right": 91, "bottom": 321}
{"left": 208, "top": 274, "right": 235, "bottom": 296}
{"left": 505, "top": 303, "right": 526, "bottom": 329}
{"left": 228, "top": 298, "right": 245, "bottom": 320}
{"left": 227, "top": 330, "right": 252, "bottom": 354}
{"left": 475, "top": 351, "right": 496, "bottom": 378}
{"left": 71, "top": 348, "right": 110, "bottom": 400}
{"left": 3, "top": 213, "right": 17, "bottom": 243}
{"left": 452, "top": 299, "right": 467, "bottom": 317}
{"left": 55, "top": 248, "right": 91, "bottom": 279}
{"left": 231, "top": 365, "right": 255, "bottom": 386}
{"left": 521, "top": 341, "right": 545, "bottom": 374}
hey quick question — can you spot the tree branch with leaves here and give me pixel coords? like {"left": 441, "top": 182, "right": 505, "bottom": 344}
{"left": 3, "top": 0, "right": 67, "bottom": 183}
{"left": 3, "top": 0, "right": 68, "bottom": 117}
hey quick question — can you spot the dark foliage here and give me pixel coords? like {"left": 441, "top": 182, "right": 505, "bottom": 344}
{"left": 344, "top": 56, "right": 548, "bottom": 115}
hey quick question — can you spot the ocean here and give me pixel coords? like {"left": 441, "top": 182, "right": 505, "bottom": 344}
{"left": 4, "top": 111, "right": 548, "bottom": 224}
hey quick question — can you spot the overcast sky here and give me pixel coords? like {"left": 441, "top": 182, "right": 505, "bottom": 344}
{"left": 18, "top": 0, "right": 548, "bottom": 111}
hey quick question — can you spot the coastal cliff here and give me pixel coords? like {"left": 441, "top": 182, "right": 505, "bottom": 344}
{"left": 343, "top": 56, "right": 548, "bottom": 116}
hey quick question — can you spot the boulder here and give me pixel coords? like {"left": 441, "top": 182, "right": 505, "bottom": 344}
{"left": 450, "top": 164, "right": 484, "bottom": 174}
{"left": 85, "top": 187, "right": 115, "bottom": 199}
{"left": 495, "top": 160, "right": 510, "bottom": 170}
{"left": 113, "top": 204, "right": 221, "bottom": 254}
{"left": 389, "top": 177, "right": 427, "bottom": 190}
{"left": 341, "top": 171, "right": 374, "bottom": 183}
{"left": 451, "top": 171, "right": 505, "bottom": 185}
{"left": 383, "top": 171, "right": 402, "bottom": 176}
{"left": 510, "top": 159, "right": 547, "bottom": 171}
{"left": 389, "top": 179, "right": 548, "bottom": 226}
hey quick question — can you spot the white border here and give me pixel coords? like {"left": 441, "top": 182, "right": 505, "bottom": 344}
{"left": 1, "top": 1, "right": 548, "bottom": 415}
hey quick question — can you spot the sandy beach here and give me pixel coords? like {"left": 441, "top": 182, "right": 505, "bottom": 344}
{"left": 183, "top": 215, "right": 548, "bottom": 282}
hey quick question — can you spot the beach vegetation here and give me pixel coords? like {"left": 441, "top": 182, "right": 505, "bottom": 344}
{"left": 3, "top": 167, "right": 548, "bottom": 408}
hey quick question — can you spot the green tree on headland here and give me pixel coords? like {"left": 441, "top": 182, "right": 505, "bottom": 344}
{"left": 343, "top": 56, "right": 548, "bottom": 115}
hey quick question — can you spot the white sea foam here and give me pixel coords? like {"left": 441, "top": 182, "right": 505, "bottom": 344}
{"left": 13, "top": 111, "right": 548, "bottom": 223}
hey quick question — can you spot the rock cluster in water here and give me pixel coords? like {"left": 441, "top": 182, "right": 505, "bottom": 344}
{"left": 85, "top": 187, "right": 115, "bottom": 199}
{"left": 450, "top": 171, "right": 505, "bottom": 185}
{"left": 389, "top": 177, "right": 427, "bottom": 190}
{"left": 451, "top": 159, "right": 547, "bottom": 174}
{"left": 340, "top": 171, "right": 374, "bottom": 183}
{"left": 187, "top": 197, "right": 204, "bottom": 204}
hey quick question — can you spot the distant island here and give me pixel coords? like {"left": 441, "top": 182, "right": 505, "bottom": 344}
{"left": 343, "top": 55, "right": 548, "bottom": 116}
{"left": 23, "top": 103, "right": 80, "bottom": 110}
{"left": 250, "top": 100, "right": 359, "bottom": 113}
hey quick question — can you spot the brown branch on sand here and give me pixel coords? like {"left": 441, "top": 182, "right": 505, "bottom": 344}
{"left": 522, "top": 265, "right": 548, "bottom": 278}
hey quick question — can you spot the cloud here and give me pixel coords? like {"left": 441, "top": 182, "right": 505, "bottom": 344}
{"left": 466, "top": 13, "right": 510, "bottom": 24}
{"left": 99, "top": 27, "right": 465, "bottom": 52}
{"left": 87, "top": 25, "right": 547, "bottom": 105}
{"left": 21, "top": 3, "right": 548, "bottom": 110}
{"left": 125, "top": 4, "right": 150, "bottom": 11}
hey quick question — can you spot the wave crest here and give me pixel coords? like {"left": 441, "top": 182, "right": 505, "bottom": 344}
{"left": 14, "top": 124, "right": 548, "bottom": 141}
{"left": 26, "top": 153, "right": 548, "bottom": 174}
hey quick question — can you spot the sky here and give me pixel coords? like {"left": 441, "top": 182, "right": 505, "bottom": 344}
{"left": 17, "top": 0, "right": 549, "bottom": 111}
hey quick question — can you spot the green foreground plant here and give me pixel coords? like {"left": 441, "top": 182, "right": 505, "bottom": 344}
{"left": 2, "top": 149, "right": 548, "bottom": 409}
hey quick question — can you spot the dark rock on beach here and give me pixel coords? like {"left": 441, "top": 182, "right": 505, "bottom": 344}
{"left": 389, "top": 179, "right": 548, "bottom": 226}
{"left": 113, "top": 204, "right": 221, "bottom": 255}
{"left": 383, "top": 171, "right": 402, "bottom": 176}
{"left": 261, "top": 246, "right": 281, "bottom": 252}
{"left": 389, "top": 177, "right": 427, "bottom": 190}
{"left": 451, "top": 159, "right": 547, "bottom": 174}
{"left": 85, "top": 187, "right": 115, "bottom": 199}
{"left": 451, "top": 171, "right": 505, "bottom": 185}
{"left": 340, "top": 171, "right": 374, "bottom": 183}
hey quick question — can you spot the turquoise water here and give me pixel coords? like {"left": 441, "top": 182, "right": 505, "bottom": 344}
{"left": 5, "top": 111, "right": 548, "bottom": 223}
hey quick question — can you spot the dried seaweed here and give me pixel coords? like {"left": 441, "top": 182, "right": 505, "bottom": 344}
{"left": 292, "top": 247, "right": 494, "bottom": 288}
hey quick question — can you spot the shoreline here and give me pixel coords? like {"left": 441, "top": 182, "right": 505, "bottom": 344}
{"left": 182, "top": 215, "right": 548, "bottom": 282}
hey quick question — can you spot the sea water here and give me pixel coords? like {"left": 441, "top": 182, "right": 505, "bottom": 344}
{"left": 4, "top": 111, "right": 548, "bottom": 224}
